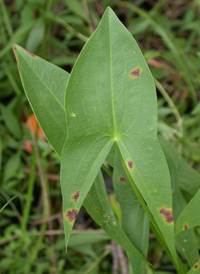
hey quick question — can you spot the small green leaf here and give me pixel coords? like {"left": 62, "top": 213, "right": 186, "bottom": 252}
{"left": 3, "top": 153, "right": 21, "bottom": 183}
{"left": 192, "top": 102, "right": 200, "bottom": 114}
{"left": 0, "top": 103, "right": 21, "bottom": 139}
{"left": 26, "top": 22, "right": 45, "bottom": 53}
{"left": 13, "top": 44, "right": 69, "bottom": 155}
{"left": 64, "top": 0, "right": 90, "bottom": 23}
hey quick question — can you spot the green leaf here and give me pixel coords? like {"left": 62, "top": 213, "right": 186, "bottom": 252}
{"left": 192, "top": 102, "right": 200, "bottom": 114}
{"left": 175, "top": 187, "right": 200, "bottom": 236}
{"left": 13, "top": 44, "right": 69, "bottom": 156}
{"left": 12, "top": 44, "right": 145, "bottom": 261}
{"left": 84, "top": 172, "right": 148, "bottom": 263}
{"left": 113, "top": 152, "right": 149, "bottom": 274}
{"left": 187, "top": 259, "right": 200, "bottom": 274}
{"left": 160, "top": 138, "right": 199, "bottom": 267}
{"left": 61, "top": 7, "right": 177, "bottom": 262}
{"left": 68, "top": 233, "right": 109, "bottom": 247}
{"left": 0, "top": 103, "right": 21, "bottom": 139}
{"left": 64, "top": 0, "right": 90, "bottom": 23}
{"left": 3, "top": 152, "right": 21, "bottom": 183}
{"left": 158, "top": 137, "right": 200, "bottom": 196}
{"left": 26, "top": 22, "right": 45, "bottom": 53}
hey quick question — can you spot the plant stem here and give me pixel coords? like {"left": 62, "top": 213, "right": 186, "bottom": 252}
{"left": 102, "top": 163, "right": 113, "bottom": 178}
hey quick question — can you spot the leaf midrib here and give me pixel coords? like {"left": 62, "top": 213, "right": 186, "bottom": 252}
{"left": 108, "top": 13, "right": 117, "bottom": 138}
{"left": 18, "top": 50, "right": 66, "bottom": 111}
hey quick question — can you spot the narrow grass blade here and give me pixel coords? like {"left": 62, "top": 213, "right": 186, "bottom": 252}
{"left": 0, "top": 195, "right": 17, "bottom": 213}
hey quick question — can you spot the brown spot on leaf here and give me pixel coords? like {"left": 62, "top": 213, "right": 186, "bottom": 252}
{"left": 72, "top": 191, "right": 80, "bottom": 202}
{"left": 184, "top": 223, "right": 188, "bottom": 230}
{"left": 159, "top": 208, "right": 174, "bottom": 224}
{"left": 23, "top": 48, "right": 37, "bottom": 57}
{"left": 194, "top": 264, "right": 199, "bottom": 270}
{"left": 195, "top": 258, "right": 199, "bottom": 263}
{"left": 65, "top": 208, "right": 78, "bottom": 223}
{"left": 127, "top": 160, "right": 134, "bottom": 170}
{"left": 119, "top": 176, "right": 127, "bottom": 183}
{"left": 129, "top": 67, "right": 141, "bottom": 78}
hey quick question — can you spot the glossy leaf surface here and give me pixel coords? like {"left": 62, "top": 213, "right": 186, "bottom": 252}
{"left": 13, "top": 44, "right": 69, "bottom": 156}
{"left": 61, "top": 7, "right": 176, "bottom": 260}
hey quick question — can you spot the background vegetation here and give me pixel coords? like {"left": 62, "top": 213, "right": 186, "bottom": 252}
{"left": 0, "top": 0, "right": 200, "bottom": 273}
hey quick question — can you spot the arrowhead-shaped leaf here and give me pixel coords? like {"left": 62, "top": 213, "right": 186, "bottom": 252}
{"left": 13, "top": 45, "right": 148, "bottom": 262}
{"left": 13, "top": 44, "right": 69, "bottom": 156}
{"left": 61, "top": 7, "right": 177, "bottom": 261}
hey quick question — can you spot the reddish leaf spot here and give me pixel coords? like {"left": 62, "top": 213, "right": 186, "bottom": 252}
{"left": 159, "top": 208, "right": 174, "bottom": 224}
{"left": 72, "top": 191, "right": 80, "bottom": 202}
{"left": 129, "top": 67, "right": 141, "bottom": 78}
{"left": 184, "top": 223, "right": 188, "bottom": 230}
{"left": 195, "top": 258, "right": 199, "bottom": 263}
{"left": 23, "top": 48, "right": 37, "bottom": 57}
{"left": 119, "top": 176, "right": 127, "bottom": 183}
{"left": 194, "top": 264, "right": 199, "bottom": 270}
{"left": 127, "top": 160, "right": 134, "bottom": 170}
{"left": 65, "top": 208, "right": 78, "bottom": 223}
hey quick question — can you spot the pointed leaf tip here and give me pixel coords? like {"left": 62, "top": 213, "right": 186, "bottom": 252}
{"left": 13, "top": 44, "right": 37, "bottom": 58}
{"left": 104, "top": 7, "right": 117, "bottom": 19}
{"left": 12, "top": 43, "right": 18, "bottom": 52}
